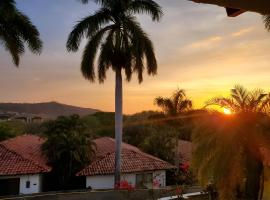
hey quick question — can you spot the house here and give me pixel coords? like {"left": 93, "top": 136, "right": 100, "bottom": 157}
{"left": 77, "top": 137, "right": 175, "bottom": 190}
{"left": 0, "top": 135, "right": 51, "bottom": 196}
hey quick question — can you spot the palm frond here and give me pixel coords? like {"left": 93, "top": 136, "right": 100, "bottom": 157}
{"left": 98, "top": 29, "right": 114, "bottom": 83}
{"left": 263, "top": 15, "right": 270, "bottom": 31}
{"left": 66, "top": 8, "right": 112, "bottom": 52}
{"left": 124, "top": 16, "right": 157, "bottom": 81}
{"left": 0, "top": 0, "right": 42, "bottom": 66}
{"left": 81, "top": 25, "right": 114, "bottom": 81}
{"left": 12, "top": 11, "right": 42, "bottom": 54}
{"left": 154, "top": 97, "right": 175, "bottom": 115}
{"left": 127, "top": 0, "right": 163, "bottom": 21}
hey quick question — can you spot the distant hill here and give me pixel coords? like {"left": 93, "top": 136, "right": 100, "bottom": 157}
{"left": 0, "top": 102, "right": 99, "bottom": 119}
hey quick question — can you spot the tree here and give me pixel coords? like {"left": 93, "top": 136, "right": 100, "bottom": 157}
{"left": 0, "top": 0, "right": 42, "bottom": 66}
{"left": 67, "top": 0, "right": 162, "bottom": 186}
{"left": 42, "top": 115, "right": 96, "bottom": 189}
{"left": 155, "top": 89, "right": 192, "bottom": 116}
{"left": 193, "top": 85, "right": 270, "bottom": 200}
{"left": 206, "top": 85, "right": 270, "bottom": 114}
{"left": 155, "top": 89, "right": 192, "bottom": 171}
{"left": 191, "top": 0, "right": 270, "bottom": 15}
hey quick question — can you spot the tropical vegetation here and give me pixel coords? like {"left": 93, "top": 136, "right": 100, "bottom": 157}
{"left": 192, "top": 85, "right": 270, "bottom": 200}
{"left": 66, "top": 0, "right": 162, "bottom": 186}
{"left": 42, "top": 115, "right": 96, "bottom": 189}
{"left": 0, "top": 0, "right": 42, "bottom": 66}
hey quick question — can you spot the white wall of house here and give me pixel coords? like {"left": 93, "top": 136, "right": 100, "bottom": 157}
{"left": 86, "top": 173, "right": 136, "bottom": 189}
{"left": 0, "top": 174, "right": 42, "bottom": 195}
{"left": 153, "top": 170, "right": 166, "bottom": 188}
{"left": 19, "top": 174, "right": 42, "bottom": 194}
{"left": 86, "top": 170, "right": 166, "bottom": 190}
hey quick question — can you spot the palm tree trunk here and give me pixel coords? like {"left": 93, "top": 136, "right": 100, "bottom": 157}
{"left": 114, "top": 67, "right": 123, "bottom": 188}
{"left": 191, "top": 0, "right": 270, "bottom": 14}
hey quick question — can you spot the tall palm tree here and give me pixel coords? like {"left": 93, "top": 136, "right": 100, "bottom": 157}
{"left": 155, "top": 89, "right": 192, "bottom": 171}
{"left": 193, "top": 85, "right": 270, "bottom": 200}
{"left": 0, "top": 0, "right": 42, "bottom": 66}
{"left": 67, "top": 0, "right": 162, "bottom": 186}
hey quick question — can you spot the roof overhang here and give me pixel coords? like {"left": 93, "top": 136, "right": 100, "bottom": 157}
{"left": 226, "top": 7, "right": 246, "bottom": 17}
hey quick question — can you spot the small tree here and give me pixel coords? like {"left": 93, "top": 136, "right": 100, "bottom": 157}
{"left": 42, "top": 114, "right": 96, "bottom": 189}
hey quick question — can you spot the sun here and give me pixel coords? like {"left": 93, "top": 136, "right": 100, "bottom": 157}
{"left": 223, "top": 108, "right": 232, "bottom": 115}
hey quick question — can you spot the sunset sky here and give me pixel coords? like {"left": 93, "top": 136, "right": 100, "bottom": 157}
{"left": 0, "top": 0, "right": 270, "bottom": 114}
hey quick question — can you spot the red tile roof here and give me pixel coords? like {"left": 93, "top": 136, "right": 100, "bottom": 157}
{"left": 0, "top": 135, "right": 51, "bottom": 176}
{"left": 77, "top": 137, "right": 175, "bottom": 176}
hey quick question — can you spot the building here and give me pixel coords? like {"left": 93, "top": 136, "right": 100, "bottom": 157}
{"left": 0, "top": 112, "right": 43, "bottom": 123}
{"left": 0, "top": 135, "right": 51, "bottom": 196}
{"left": 77, "top": 137, "right": 175, "bottom": 190}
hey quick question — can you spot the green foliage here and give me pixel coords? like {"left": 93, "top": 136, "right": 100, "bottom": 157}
{"left": 140, "top": 125, "right": 177, "bottom": 163}
{"left": 82, "top": 112, "right": 115, "bottom": 137}
{"left": 193, "top": 85, "right": 270, "bottom": 200}
{"left": 0, "top": 120, "right": 25, "bottom": 141}
{"left": 124, "top": 112, "right": 177, "bottom": 163}
{"left": 0, "top": 0, "right": 42, "bottom": 66}
{"left": 67, "top": 0, "right": 162, "bottom": 83}
{"left": 42, "top": 114, "right": 96, "bottom": 189}
{"left": 24, "top": 122, "right": 43, "bottom": 135}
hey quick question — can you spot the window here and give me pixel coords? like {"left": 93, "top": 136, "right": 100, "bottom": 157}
{"left": 26, "top": 181, "right": 30, "bottom": 189}
{"left": 136, "top": 173, "right": 153, "bottom": 189}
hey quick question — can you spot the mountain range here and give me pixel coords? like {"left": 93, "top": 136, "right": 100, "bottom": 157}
{"left": 0, "top": 102, "right": 99, "bottom": 119}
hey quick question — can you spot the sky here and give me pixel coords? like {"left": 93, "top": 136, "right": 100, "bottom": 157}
{"left": 0, "top": 0, "right": 270, "bottom": 114}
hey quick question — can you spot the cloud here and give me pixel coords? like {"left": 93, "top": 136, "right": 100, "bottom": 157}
{"left": 231, "top": 27, "right": 254, "bottom": 37}
{"left": 188, "top": 36, "right": 223, "bottom": 49}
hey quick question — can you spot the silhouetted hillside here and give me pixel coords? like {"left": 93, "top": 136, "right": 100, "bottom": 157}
{"left": 0, "top": 102, "right": 99, "bottom": 119}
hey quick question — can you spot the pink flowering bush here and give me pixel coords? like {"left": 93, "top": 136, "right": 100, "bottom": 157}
{"left": 115, "top": 180, "right": 135, "bottom": 191}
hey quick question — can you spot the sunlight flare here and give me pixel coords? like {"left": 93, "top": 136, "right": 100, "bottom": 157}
{"left": 223, "top": 108, "right": 232, "bottom": 115}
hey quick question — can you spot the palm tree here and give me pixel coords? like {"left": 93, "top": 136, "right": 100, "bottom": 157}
{"left": 155, "top": 89, "right": 192, "bottom": 116}
{"left": 67, "top": 0, "right": 162, "bottom": 187}
{"left": 193, "top": 85, "right": 270, "bottom": 199}
{"left": 155, "top": 89, "right": 192, "bottom": 171}
{"left": 0, "top": 0, "right": 42, "bottom": 66}
{"left": 206, "top": 85, "right": 270, "bottom": 114}
{"left": 42, "top": 115, "right": 96, "bottom": 189}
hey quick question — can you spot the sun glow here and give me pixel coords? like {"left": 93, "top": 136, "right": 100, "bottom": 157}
{"left": 223, "top": 108, "right": 232, "bottom": 115}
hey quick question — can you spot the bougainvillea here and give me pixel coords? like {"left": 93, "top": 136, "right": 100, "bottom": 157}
{"left": 115, "top": 180, "right": 135, "bottom": 191}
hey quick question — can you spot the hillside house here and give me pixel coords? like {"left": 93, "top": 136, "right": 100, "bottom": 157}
{"left": 77, "top": 137, "right": 175, "bottom": 189}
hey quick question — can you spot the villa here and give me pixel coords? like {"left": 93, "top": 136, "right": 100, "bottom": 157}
{"left": 0, "top": 135, "right": 51, "bottom": 196}
{"left": 77, "top": 137, "right": 175, "bottom": 190}
{"left": 0, "top": 135, "right": 175, "bottom": 195}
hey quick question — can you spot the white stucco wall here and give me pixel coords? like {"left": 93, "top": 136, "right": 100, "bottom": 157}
{"left": 86, "top": 170, "right": 166, "bottom": 190}
{"left": 153, "top": 170, "right": 166, "bottom": 188}
{"left": 19, "top": 174, "right": 42, "bottom": 194}
{"left": 86, "top": 173, "right": 136, "bottom": 189}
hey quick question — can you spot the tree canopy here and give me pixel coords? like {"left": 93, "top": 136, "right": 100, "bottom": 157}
{"left": 42, "top": 115, "right": 96, "bottom": 189}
